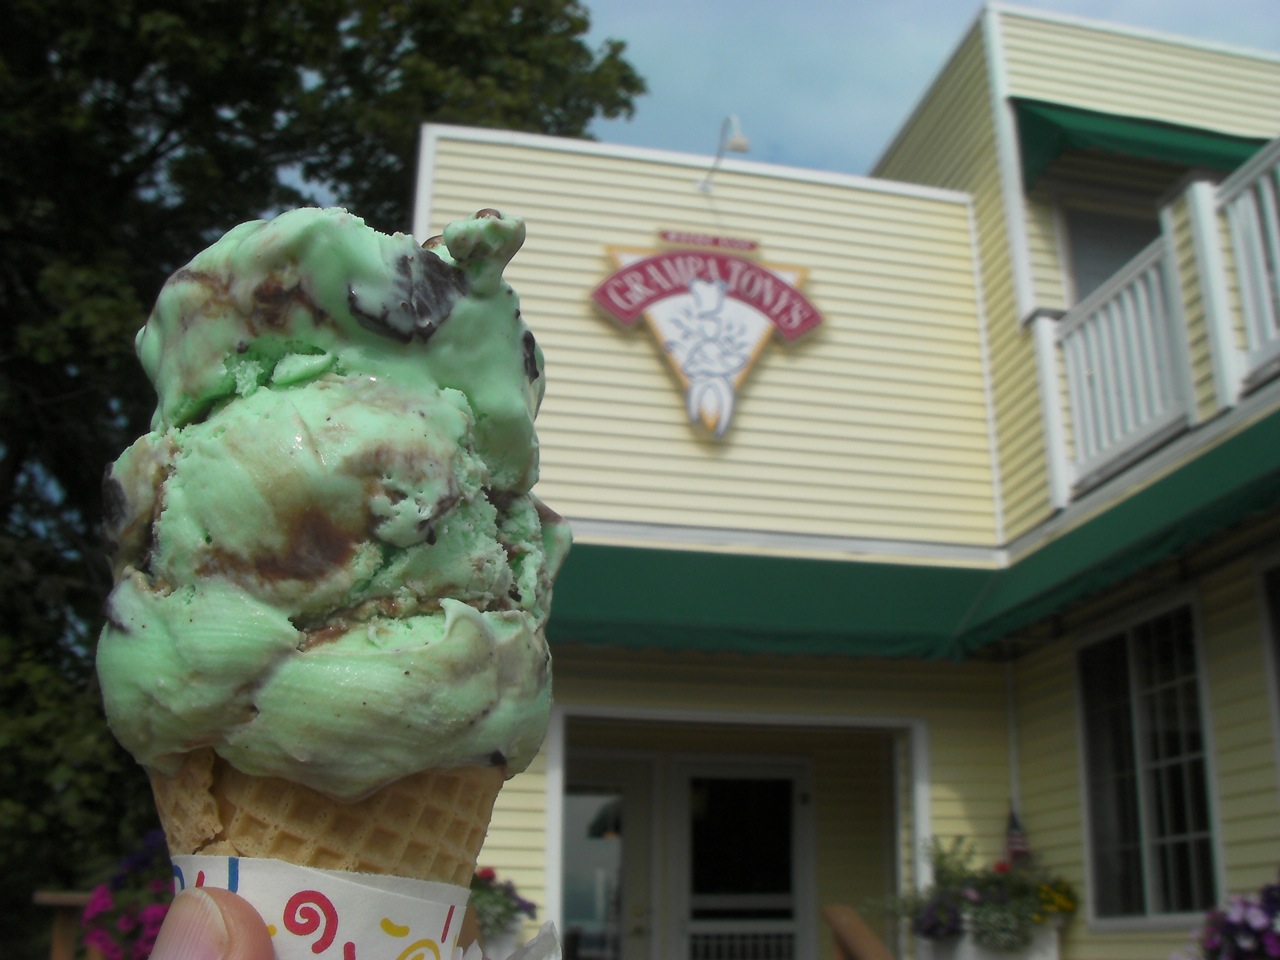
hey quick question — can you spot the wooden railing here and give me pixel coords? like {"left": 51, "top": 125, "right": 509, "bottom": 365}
{"left": 33, "top": 891, "right": 102, "bottom": 960}
{"left": 1056, "top": 238, "right": 1188, "bottom": 491}
{"left": 1219, "top": 136, "right": 1280, "bottom": 391}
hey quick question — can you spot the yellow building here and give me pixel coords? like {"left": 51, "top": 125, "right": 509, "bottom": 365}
{"left": 412, "top": 4, "right": 1280, "bottom": 959}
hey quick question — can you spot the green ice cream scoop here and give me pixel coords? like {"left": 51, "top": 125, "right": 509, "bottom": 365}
{"left": 96, "top": 207, "right": 570, "bottom": 800}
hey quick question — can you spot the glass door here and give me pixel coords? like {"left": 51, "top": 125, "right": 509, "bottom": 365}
{"left": 668, "top": 760, "right": 812, "bottom": 960}
{"left": 563, "top": 758, "right": 654, "bottom": 960}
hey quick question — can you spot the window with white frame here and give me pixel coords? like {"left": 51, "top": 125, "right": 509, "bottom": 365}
{"left": 1078, "top": 603, "right": 1216, "bottom": 919}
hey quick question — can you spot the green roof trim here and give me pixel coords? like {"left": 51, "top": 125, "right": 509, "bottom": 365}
{"left": 951, "top": 407, "right": 1280, "bottom": 654}
{"left": 546, "top": 409, "right": 1280, "bottom": 660}
{"left": 1012, "top": 98, "right": 1267, "bottom": 188}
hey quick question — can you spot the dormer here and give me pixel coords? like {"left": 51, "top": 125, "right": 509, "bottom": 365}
{"left": 874, "top": 2, "right": 1279, "bottom": 537}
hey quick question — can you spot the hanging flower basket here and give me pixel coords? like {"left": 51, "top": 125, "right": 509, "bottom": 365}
{"left": 886, "top": 838, "right": 1075, "bottom": 959}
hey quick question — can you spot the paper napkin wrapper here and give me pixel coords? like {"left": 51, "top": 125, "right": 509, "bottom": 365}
{"left": 172, "top": 855, "right": 561, "bottom": 960}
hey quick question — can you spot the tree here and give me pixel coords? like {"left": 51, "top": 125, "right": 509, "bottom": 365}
{"left": 0, "top": 1, "right": 643, "bottom": 952}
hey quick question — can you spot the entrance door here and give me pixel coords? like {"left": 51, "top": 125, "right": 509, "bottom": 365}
{"left": 563, "top": 757, "right": 654, "bottom": 960}
{"left": 668, "top": 760, "right": 813, "bottom": 960}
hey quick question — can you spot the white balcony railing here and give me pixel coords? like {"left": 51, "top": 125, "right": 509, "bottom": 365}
{"left": 1037, "top": 135, "right": 1280, "bottom": 506}
{"left": 1056, "top": 239, "right": 1188, "bottom": 490}
{"left": 1219, "top": 137, "right": 1280, "bottom": 390}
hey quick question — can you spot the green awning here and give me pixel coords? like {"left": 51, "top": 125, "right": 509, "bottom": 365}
{"left": 546, "top": 408, "right": 1280, "bottom": 660}
{"left": 548, "top": 544, "right": 991, "bottom": 660}
{"left": 1013, "top": 98, "right": 1267, "bottom": 188}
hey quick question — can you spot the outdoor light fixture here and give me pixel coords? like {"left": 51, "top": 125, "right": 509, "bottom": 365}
{"left": 698, "top": 114, "right": 750, "bottom": 192}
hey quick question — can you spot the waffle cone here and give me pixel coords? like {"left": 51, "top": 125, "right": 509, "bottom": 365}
{"left": 149, "top": 748, "right": 504, "bottom": 886}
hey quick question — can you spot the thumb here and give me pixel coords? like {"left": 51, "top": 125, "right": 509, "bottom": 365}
{"left": 151, "top": 888, "right": 273, "bottom": 960}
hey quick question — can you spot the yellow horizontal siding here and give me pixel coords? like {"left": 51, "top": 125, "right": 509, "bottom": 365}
{"left": 1025, "top": 180, "right": 1067, "bottom": 310}
{"left": 427, "top": 133, "right": 998, "bottom": 550}
{"left": 877, "top": 21, "right": 1055, "bottom": 543}
{"left": 1200, "top": 560, "right": 1280, "bottom": 888}
{"left": 999, "top": 12, "right": 1280, "bottom": 137}
{"left": 480, "top": 746, "right": 549, "bottom": 943}
{"left": 1014, "top": 643, "right": 1088, "bottom": 954}
{"left": 1036, "top": 153, "right": 1188, "bottom": 197}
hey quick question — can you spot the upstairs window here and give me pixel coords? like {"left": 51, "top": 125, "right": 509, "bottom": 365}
{"left": 1063, "top": 205, "right": 1160, "bottom": 303}
{"left": 1079, "top": 604, "right": 1216, "bottom": 919}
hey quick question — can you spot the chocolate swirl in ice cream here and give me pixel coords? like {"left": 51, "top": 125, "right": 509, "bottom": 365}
{"left": 96, "top": 207, "right": 569, "bottom": 801}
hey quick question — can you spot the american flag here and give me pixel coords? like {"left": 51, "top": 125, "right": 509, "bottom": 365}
{"left": 1006, "top": 808, "right": 1031, "bottom": 861}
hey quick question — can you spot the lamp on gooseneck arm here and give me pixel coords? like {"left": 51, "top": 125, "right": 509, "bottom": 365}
{"left": 698, "top": 114, "right": 750, "bottom": 192}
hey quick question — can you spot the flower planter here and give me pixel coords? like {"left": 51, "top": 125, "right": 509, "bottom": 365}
{"left": 925, "top": 922, "right": 1059, "bottom": 960}
{"left": 482, "top": 925, "right": 522, "bottom": 959}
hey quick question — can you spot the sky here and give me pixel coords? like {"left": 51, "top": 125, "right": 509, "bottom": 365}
{"left": 582, "top": 0, "right": 1280, "bottom": 177}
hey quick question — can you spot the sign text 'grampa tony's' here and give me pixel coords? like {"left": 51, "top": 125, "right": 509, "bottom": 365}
{"left": 593, "top": 250, "right": 820, "bottom": 341}
{"left": 592, "top": 237, "right": 822, "bottom": 438}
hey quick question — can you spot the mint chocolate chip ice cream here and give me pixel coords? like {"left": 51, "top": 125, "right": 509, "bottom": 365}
{"left": 97, "top": 207, "right": 569, "bottom": 801}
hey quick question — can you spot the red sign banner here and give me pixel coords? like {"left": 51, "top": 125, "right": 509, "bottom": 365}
{"left": 591, "top": 250, "right": 821, "bottom": 341}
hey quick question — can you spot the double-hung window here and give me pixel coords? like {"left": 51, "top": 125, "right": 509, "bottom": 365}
{"left": 1078, "top": 603, "right": 1216, "bottom": 919}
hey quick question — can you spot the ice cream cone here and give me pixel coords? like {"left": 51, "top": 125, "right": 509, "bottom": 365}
{"left": 149, "top": 748, "right": 504, "bottom": 886}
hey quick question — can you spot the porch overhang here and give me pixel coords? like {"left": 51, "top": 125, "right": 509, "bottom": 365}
{"left": 547, "top": 408, "right": 1280, "bottom": 660}
{"left": 1012, "top": 98, "right": 1268, "bottom": 188}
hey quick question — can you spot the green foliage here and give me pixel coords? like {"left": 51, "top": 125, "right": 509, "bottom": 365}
{"left": 0, "top": 2, "right": 643, "bottom": 955}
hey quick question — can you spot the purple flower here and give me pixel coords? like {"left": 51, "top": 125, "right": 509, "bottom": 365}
{"left": 1250, "top": 906, "right": 1271, "bottom": 931}
{"left": 82, "top": 884, "right": 115, "bottom": 923}
{"left": 1262, "top": 931, "right": 1280, "bottom": 958}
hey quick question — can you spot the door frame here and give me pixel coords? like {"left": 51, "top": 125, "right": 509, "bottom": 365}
{"left": 665, "top": 754, "right": 816, "bottom": 960}
{"left": 544, "top": 704, "right": 933, "bottom": 958}
{"left": 564, "top": 751, "right": 662, "bottom": 960}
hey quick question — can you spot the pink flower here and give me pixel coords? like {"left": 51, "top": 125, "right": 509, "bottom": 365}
{"left": 117, "top": 911, "right": 138, "bottom": 933}
{"left": 992, "top": 861, "right": 1011, "bottom": 874}
{"left": 149, "top": 878, "right": 170, "bottom": 893}
{"left": 139, "top": 903, "right": 169, "bottom": 936}
{"left": 82, "top": 885, "right": 115, "bottom": 923}
{"left": 476, "top": 867, "right": 497, "bottom": 882}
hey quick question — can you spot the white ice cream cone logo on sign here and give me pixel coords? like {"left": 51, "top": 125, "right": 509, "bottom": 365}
{"left": 591, "top": 232, "right": 821, "bottom": 437}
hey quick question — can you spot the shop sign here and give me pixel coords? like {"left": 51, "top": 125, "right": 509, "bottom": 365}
{"left": 591, "top": 233, "right": 821, "bottom": 437}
